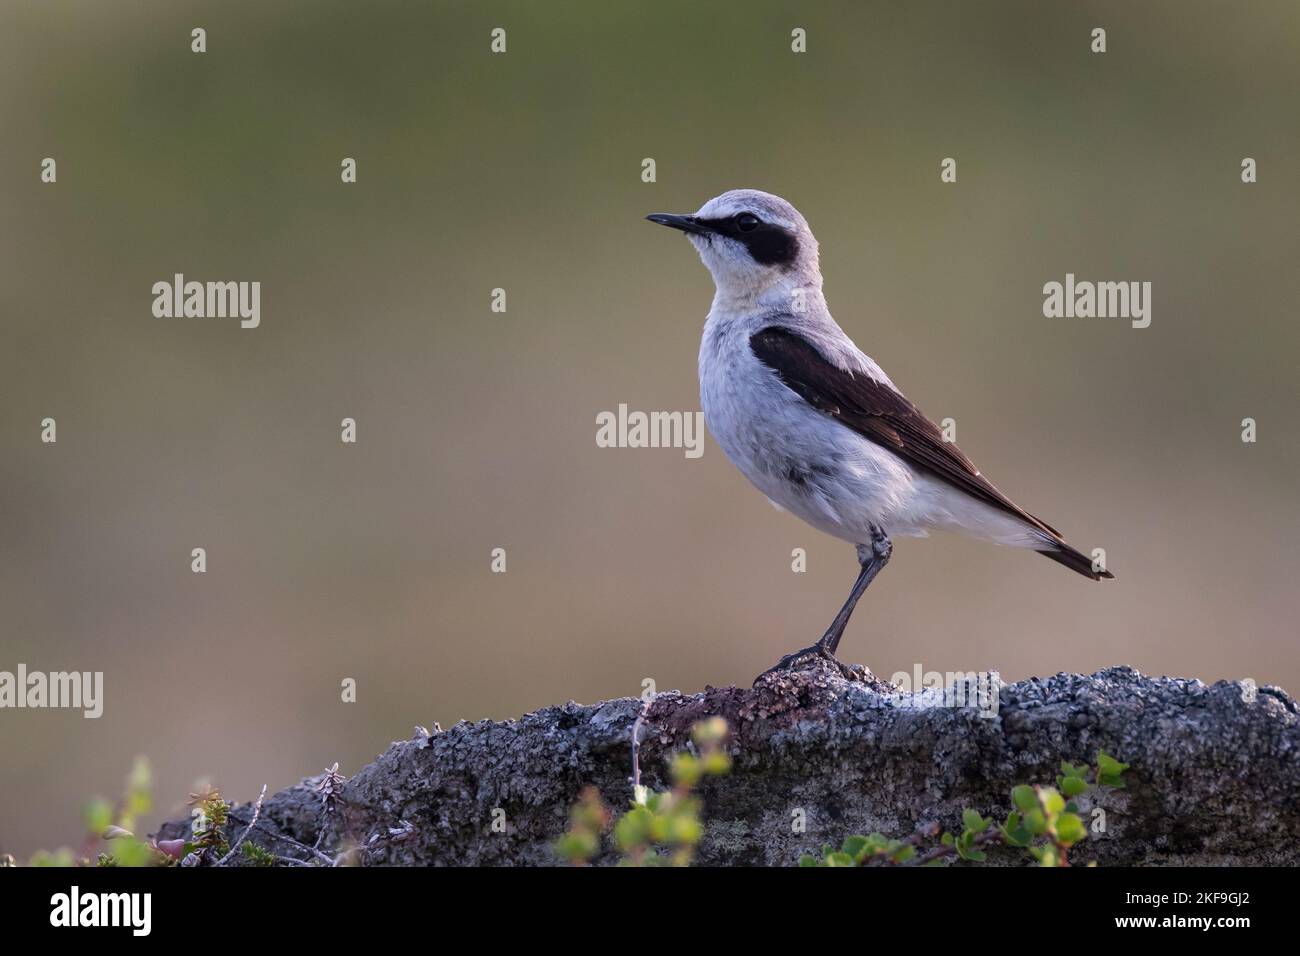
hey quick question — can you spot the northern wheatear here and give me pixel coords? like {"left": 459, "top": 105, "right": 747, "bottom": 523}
{"left": 647, "top": 189, "right": 1112, "bottom": 680}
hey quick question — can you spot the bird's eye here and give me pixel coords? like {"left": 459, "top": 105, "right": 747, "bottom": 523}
{"left": 735, "top": 213, "right": 761, "bottom": 232}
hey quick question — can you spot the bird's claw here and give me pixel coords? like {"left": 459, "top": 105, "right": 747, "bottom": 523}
{"left": 753, "top": 642, "right": 858, "bottom": 685}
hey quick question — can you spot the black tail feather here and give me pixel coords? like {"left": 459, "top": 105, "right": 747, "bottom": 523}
{"left": 1037, "top": 542, "right": 1114, "bottom": 580}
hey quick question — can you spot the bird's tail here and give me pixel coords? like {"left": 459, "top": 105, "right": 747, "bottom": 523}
{"left": 1036, "top": 540, "right": 1114, "bottom": 580}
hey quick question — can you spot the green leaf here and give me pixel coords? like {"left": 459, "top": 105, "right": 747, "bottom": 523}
{"left": 701, "top": 751, "right": 731, "bottom": 776}
{"left": 1000, "top": 825, "right": 1032, "bottom": 848}
{"left": 841, "top": 835, "right": 870, "bottom": 860}
{"left": 112, "top": 839, "right": 154, "bottom": 868}
{"left": 962, "top": 809, "right": 988, "bottom": 833}
{"left": 867, "top": 832, "right": 892, "bottom": 848}
{"left": 670, "top": 753, "right": 702, "bottom": 789}
{"left": 667, "top": 814, "right": 703, "bottom": 846}
{"left": 1011, "top": 785, "right": 1037, "bottom": 811}
{"left": 83, "top": 799, "right": 113, "bottom": 836}
{"left": 614, "top": 806, "right": 652, "bottom": 851}
{"left": 691, "top": 716, "right": 728, "bottom": 746}
{"left": 1096, "top": 751, "right": 1129, "bottom": 788}
{"left": 1023, "top": 809, "right": 1047, "bottom": 835}
{"left": 1060, "top": 775, "right": 1088, "bottom": 797}
{"left": 798, "top": 854, "right": 819, "bottom": 867}
{"left": 891, "top": 844, "right": 916, "bottom": 863}
{"left": 1055, "top": 812, "right": 1087, "bottom": 846}
{"left": 959, "top": 846, "right": 986, "bottom": 862}
{"left": 1039, "top": 788, "right": 1065, "bottom": 816}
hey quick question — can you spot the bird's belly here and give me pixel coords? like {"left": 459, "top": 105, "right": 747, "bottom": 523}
{"left": 701, "top": 366, "right": 922, "bottom": 544}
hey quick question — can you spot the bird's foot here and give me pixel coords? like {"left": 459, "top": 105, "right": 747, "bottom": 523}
{"left": 753, "top": 642, "right": 859, "bottom": 685}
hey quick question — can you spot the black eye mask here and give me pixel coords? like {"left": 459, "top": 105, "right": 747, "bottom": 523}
{"left": 696, "top": 215, "right": 800, "bottom": 267}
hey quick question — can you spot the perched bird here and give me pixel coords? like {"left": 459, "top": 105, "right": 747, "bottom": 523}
{"left": 647, "top": 189, "right": 1112, "bottom": 680}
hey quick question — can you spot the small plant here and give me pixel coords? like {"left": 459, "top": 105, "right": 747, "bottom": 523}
{"left": 808, "top": 831, "right": 921, "bottom": 867}
{"left": 22, "top": 757, "right": 169, "bottom": 867}
{"left": 555, "top": 716, "right": 732, "bottom": 867}
{"left": 242, "top": 842, "right": 277, "bottom": 867}
{"left": 801, "top": 750, "right": 1128, "bottom": 867}
{"left": 188, "top": 783, "right": 231, "bottom": 859}
{"left": 13, "top": 760, "right": 329, "bottom": 868}
{"left": 553, "top": 786, "right": 612, "bottom": 865}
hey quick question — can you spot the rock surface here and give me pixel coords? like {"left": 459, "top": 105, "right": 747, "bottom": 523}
{"left": 158, "top": 661, "right": 1300, "bottom": 865}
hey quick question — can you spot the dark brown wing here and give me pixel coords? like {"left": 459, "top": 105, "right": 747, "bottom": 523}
{"left": 750, "top": 325, "right": 1112, "bottom": 580}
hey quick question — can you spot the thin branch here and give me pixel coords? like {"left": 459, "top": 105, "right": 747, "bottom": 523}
{"left": 900, "top": 820, "right": 942, "bottom": 850}
{"left": 908, "top": 829, "right": 1005, "bottom": 867}
{"left": 630, "top": 696, "right": 652, "bottom": 799}
{"left": 216, "top": 784, "right": 267, "bottom": 867}
{"left": 251, "top": 823, "right": 336, "bottom": 866}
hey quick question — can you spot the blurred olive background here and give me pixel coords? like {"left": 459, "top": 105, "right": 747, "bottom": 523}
{"left": 2, "top": 0, "right": 1297, "bottom": 857}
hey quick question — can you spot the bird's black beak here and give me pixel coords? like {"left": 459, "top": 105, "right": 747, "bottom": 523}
{"left": 646, "top": 213, "right": 711, "bottom": 236}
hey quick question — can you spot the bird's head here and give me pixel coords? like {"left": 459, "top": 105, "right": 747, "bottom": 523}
{"left": 647, "top": 189, "right": 820, "bottom": 300}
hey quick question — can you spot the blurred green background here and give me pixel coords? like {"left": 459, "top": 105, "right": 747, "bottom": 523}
{"left": 2, "top": 0, "right": 1297, "bottom": 857}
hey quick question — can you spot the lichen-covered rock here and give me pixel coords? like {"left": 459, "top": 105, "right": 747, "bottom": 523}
{"left": 158, "top": 662, "right": 1300, "bottom": 865}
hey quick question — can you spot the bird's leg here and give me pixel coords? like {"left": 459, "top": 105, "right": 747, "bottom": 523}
{"left": 822, "top": 528, "right": 893, "bottom": 654}
{"left": 755, "top": 526, "right": 892, "bottom": 683}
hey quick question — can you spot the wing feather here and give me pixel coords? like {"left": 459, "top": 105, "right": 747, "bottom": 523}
{"left": 748, "top": 325, "right": 1111, "bottom": 579}
{"left": 756, "top": 324, "right": 1065, "bottom": 522}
